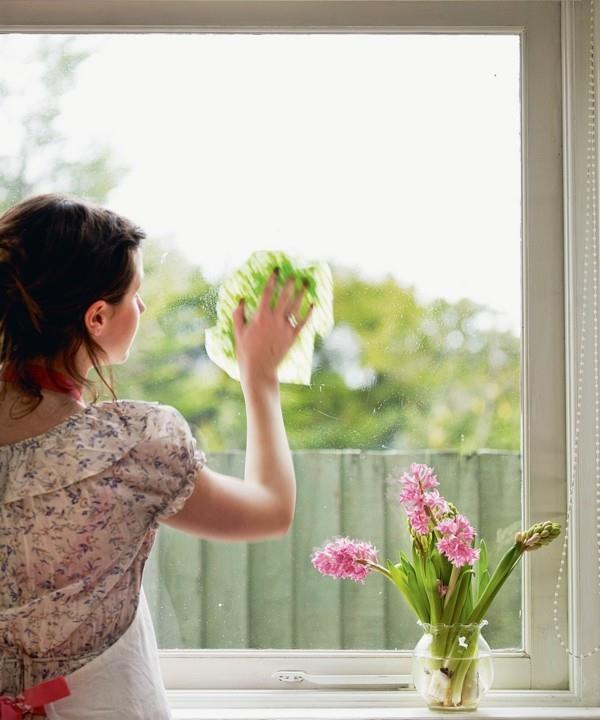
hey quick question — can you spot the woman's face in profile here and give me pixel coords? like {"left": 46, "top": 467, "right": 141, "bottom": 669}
{"left": 96, "top": 248, "right": 146, "bottom": 365}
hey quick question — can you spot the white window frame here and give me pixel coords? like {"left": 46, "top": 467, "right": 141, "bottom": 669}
{"left": 1, "top": 0, "right": 598, "bottom": 714}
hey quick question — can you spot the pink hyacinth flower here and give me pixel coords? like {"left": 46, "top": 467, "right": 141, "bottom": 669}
{"left": 409, "top": 463, "right": 440, "bottom": 490}
{"left": 388, "top": 462, "right": 439, "bottom": 507}
{"left": 437, "top": 514, "right": 477, "bottom": 542}
{"left": 397, "top": 463, "right": 439, "bottom": 502}
{"left": 423, "top": 489, "right": 449, "bottom": 516}
{"left": 387, "top": 463, "right": 448, "bottom": 536}
{"left": 437, "top": 537, "right": 480, "bottom": 567}
{"left": 436, "top": 514, "right": 480, "bottom": 567}
{"left": 311, "top": 536, "right": 379, "bottom": 584}
{"left": 408, "top": 508, "right": 430, "bottom": 536}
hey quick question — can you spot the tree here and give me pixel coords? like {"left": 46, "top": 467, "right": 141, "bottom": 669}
{"left": 0, "top": 36, "right": 124, "bottom": 211}
{"left": 0, "top": 35, "right": 521, "bottom": 454}
{"left": 115, "top": 253, "right": 520, "bottom": 454}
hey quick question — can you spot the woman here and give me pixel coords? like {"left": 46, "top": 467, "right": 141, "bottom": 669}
{"left": 0, "top": 192, "right": 312, "bottom": 719}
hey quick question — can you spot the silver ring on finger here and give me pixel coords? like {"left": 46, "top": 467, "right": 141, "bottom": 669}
{"left": 286, "top": 312, "right": 298, "bottom": 328}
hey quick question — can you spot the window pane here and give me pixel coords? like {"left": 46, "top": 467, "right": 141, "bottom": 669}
{"left": 0, "top": 32, "right": 522, "bottom": 652}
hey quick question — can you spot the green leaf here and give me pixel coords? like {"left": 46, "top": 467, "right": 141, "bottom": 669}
{"left": 450, "top": 569, "right": 474, "bottom": 625}
{"left": 431, "top": 547, "right": 443, "bottom": 578}
{"left": 386, "top": 558, "right": 407, "bottom": 588}
{"left": 424, "top": 557, "right": 442, "bottom": 624}
{"left": 464, "top": 578, "right": 474, "bottom": 618}
{"left": 440, "top": 551, "right": 453, "bottom": 586}
{"left": 469, "top": 544, "right": 522, "bottom": 624}
{"left": 476, "top": 539, "right": 489, "bottom": 601}
{"left": 400, "top": 556, "right": 429, "bottom": 622}
{"left": 441, "top": 567, "right": 470, "bottom": 624}
{"left": 385, "top": 559, "right": 428, "bottom": 622}
{"left": 412, "top": 543, "right": 425, "bottom": 588}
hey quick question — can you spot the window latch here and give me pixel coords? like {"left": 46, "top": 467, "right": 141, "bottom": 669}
{"left": 272, "top": 671, "right": 413, "bottom": 688}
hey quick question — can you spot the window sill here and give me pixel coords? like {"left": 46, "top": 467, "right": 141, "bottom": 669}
{"left": 167, "top": 692, "right": 599, "bottom": 720}
{"left": 169, "top": 709, "right": 599, "bottom": 720}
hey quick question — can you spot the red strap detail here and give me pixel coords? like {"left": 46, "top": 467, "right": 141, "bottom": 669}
{"left": 0, "top": 675, "right": 70, "bottom": 719}
{"left": 0, "top": 363, "right": 83, "bottom": 402}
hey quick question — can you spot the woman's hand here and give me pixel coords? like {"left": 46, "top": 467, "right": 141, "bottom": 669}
{"left": 232, "top": 268, "right": 314, "bottom": 387}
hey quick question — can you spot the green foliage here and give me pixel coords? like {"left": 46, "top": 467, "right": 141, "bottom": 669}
{"left": 450, "top": 570, "right": 474, "bottom": 625}
{"left": 0, "top": 35, "right": 522, "bottom": 456}
{"left": 0, "top": 36, "right": 125, "bottom": 211}
{"left": 473, "top": 539, "right": 490, "bottom": 606}
{"left": 468, "top": 544, "right": 522, "bottom": 624}
{"left": 401, "top": 556, "right": 430, "bottom": 623}
{"left": 439, "top": 568, "right": 474, "bottom": 625}
{"left": 109, "top": 251, "right": 521, "bottom": 456}
{"left": 385, "top": 558, "right": 428, "bottom": 622}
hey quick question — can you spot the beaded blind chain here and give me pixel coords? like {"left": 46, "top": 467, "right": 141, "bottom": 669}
{"left": 553, "top": 0, "right": 600, "bottom": 659}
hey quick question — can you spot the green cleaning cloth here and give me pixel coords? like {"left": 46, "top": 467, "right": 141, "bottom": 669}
{"left": 204, "top": 250, "right": 334, "bottom": 385}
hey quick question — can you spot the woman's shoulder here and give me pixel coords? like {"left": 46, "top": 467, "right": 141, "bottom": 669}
{"left": 94, "top": 399, "right": 189, "bottom": 436}
{"left": 0, "top": 398, "right": 194, "bottom": 503}
{"left": 89, "top": 400, "right": 195, "bottom": 450}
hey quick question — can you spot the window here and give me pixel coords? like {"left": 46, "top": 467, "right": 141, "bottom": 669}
{"left": 2, "top": 0, "right": 598, "bottom": 712}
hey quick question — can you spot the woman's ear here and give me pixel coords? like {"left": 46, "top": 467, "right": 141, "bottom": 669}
{"left": 84, "top": 300, "right": 111, "bottom": 338}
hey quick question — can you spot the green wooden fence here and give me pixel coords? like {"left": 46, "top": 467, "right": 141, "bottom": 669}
{"left": 143, "top": 450, "right": 522, "bottom": 651}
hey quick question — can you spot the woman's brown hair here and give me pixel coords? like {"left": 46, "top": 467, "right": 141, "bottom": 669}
{"left": 0, "top": 192, "right": 146, "bottom": 417}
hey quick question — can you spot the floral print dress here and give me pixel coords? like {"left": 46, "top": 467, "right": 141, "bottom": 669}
{"left": 0, "top": 400, "right": 207, "bottom": 719}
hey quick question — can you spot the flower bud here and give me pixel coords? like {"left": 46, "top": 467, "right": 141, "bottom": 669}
{"left": 516, "top": 521, "right": 561, "bottom": 552}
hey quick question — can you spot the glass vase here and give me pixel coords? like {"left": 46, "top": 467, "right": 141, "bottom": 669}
{"left": 411, "top": 620, "right": 494, "bottom": 711}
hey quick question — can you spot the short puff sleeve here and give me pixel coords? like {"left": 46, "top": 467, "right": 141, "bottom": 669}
{"left": 116, "top": 403, "right": 207, "bottom": 531}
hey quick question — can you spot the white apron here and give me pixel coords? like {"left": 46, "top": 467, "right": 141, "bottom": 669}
{"left": 44, "top": 587, "right": 171, "bottom": 720}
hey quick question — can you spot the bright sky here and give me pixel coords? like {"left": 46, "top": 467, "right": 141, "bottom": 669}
{"left": 6, "top": 33, "right": 522, "bottom": 335}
